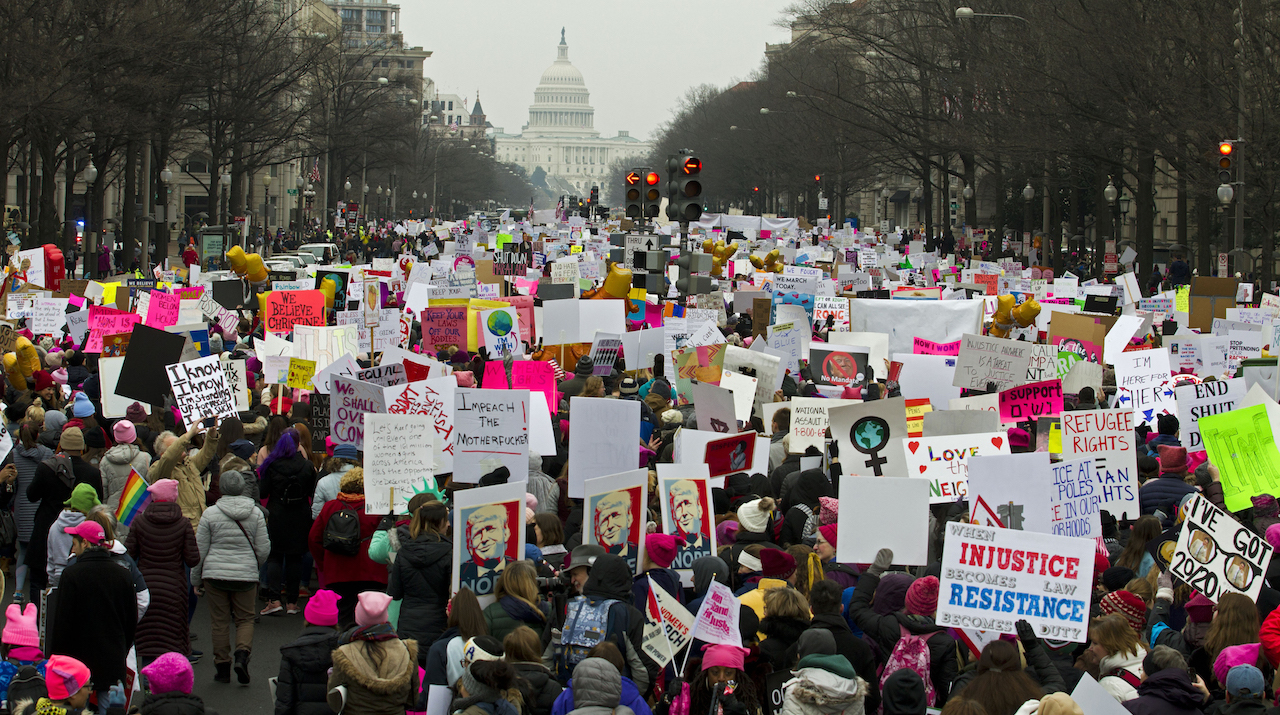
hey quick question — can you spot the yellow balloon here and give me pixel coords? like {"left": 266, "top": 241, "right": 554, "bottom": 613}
{"left": 244, "top": 253, "right": 268, "bottom": 284}
{"left": 225, "top": 246, "right": 248, "bottom": 275}
{"left": 257, "top": 290, "right": 272, "bottom": 316}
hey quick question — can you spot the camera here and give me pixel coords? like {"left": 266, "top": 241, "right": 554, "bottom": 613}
{"left": 536, "top": 573, "right": 571, "bottom": 594}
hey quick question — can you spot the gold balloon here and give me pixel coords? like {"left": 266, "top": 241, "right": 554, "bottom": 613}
{"left": 749, "top": 249, "right": 784, "bottom": 273}
{"left": 988, "top": 295, "right": 1041, "bottom": 338}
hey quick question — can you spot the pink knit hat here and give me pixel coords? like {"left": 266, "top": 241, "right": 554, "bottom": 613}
{"left": 1267, "top": 524, "right": 1280, "bottom": 552}
{"left": 701, "top": 644, "right": 749, "bottom": 672}
{"left": 355, "top": 591, "right": 393, "bottom": 627}
{"left": 818, "top": 496, "right": 839, "bottom": 525}
{"left": 2, "top": 603, "right": 39, "bottom": 648}
{"left": 46, "top": 655, "right": 91, "bottom": 700}
{"left": 1214, "top": 643, "right": 1263, "bottom": 687}
{"left": 113, "top": 419, "right": 137, "bottom": 445}
{"left": 147, "top": 478, "right": 179, "bottom": 503}
{"left": 904, "top": 575, "right": 939, "bottom": 616}
{"left": 645, "top": 533, "right": 678, "bottom": 569}
{"left": 304, "top": 589, "right": 340, "bottom": 627}
{"left": 716, "top": 521, "right": 739, "bottom": 545}
{"left": 140, "top": 652, "right": 194, "bottom": 695}
{"left": 818, "top": 523, "right": 838, "bottom": 548}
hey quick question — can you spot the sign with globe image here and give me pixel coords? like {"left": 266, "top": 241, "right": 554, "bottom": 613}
{"left": 851, "top": 416, "right": 891, "bottom": 476}
{"left": 481, "top": 307, "right": 521, "bottom": 356}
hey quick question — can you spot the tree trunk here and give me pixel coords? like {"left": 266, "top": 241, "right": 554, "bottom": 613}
{"left": 62, "top": 144, "right": 76, "bottom": 254}
{"left": 1196, "top": 194, "right": 1213, "bottom": 277}
{"left": 122, "top": 140, "right": 138, "bottom": 272}
{"left": 1135, "top": 150, "right": 1156, "bottom": 282}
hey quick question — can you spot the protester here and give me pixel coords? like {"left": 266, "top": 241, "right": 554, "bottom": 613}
{"left": 10, "top": 422, "right": 50, "bottom": 602}
{"left": 326, "top": 592, "right": 419, "bottom": 715}
{"left": 504, "top": 626, "right": 563, "bottom": 715}
{"left": 9, "top": 655, "right": 92, "bottom": 715}
{"left": 100, "top": 418, "right": 151, "bottom": 540}
{"left": 1088, "top": 614, "right": 1147, "bottom": 702}
{"left": 309, "top": 468, "right": 388, "bottom": 627}
{"left": 258, "top": 427, "right": 317, "bottom": 616}
{"left": 483, "top": 561, "right": 550, "bottom": 642}
{"left": 136, "top": 652, "right": 211, "bottom": 715}
{"left": 274, "top": 589, "right": 341, "bottom": 715}
{"left": 150, "top": 422, "right": 219, "bottom": 531}
{"left": 667, "top": 644, "right": 758, "bottom": 715}
{"left": 125, "top": 478, "right": 200, "bottom": 663}
{"left": 25, "top": 426, "right": 103, "bottom": 591}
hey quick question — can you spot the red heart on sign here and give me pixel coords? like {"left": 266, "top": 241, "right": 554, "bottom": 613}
{"left": 918, "top": 465, "right": 927, "bottom": 474}
{"left": 991, "top": 436, "right": 1004, "bottom": 449}
{"left": 908, "top": 441, "right": 920, "bottom": 454}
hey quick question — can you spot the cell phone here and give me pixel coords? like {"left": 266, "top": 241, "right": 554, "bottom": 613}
{"left": 1188, "top": 667, "right": 1197, "bottom": 682}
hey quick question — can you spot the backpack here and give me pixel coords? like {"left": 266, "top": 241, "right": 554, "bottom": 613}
{"left": 555, "top": 596, "right": 621, "bottom": 681}
{"left": 7, "top": 663, "right": 47, "bottom": 706}
{"left": 41, "top": 456, "right": 73, "bottom": 490}
{"left": 322, "top": 505, "right": 363, "bottom": 556}
{"left": 878, "top": 624, "right": 936, "bottom": 710}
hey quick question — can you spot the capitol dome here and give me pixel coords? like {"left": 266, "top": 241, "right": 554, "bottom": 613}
{"left": 526, "top": 29, "right": 598, "bottom": 138}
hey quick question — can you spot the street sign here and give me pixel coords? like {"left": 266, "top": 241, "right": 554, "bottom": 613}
{"left": 286, "top": 188, "right": 299, "bottom": 196}
{"left": 1104, "top": 253, "right": 1118, "bottom": 274}
{"left": 1219, "top": 252, "right": 1229, "bottom": 278}
{"left": 818, "top": 197, "right": 828, "bottom": 210}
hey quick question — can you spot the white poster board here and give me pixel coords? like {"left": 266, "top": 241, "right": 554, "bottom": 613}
{"left": 363, "top": 413, "right": 433, "bottom": 515}
{"left": 836, "top": 475, "right": 929, "bottom": 565}
{"left": 452, "top": 388, "right": 530, "bottom": 485}
{"left": 568, "top": 397, "right": 641, "bottom": 498}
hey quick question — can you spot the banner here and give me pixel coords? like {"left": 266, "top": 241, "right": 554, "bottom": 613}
{"left": 998, "top": 379, "right": 1064, "bottom": 425}
{"left": 582, "top": 469, "right": 649, "bottom": 574}
{"left": 1173, "top": 494, "right": 1272, "bottom": 602}
{"left": 903, "top": 432, "right": 1010, "bottom": 504}
{"left": 937, "top": 521, "right": 1094, "bottom": 642}
{"left": 690, "top": 581, "right": 742, "bottom": 647}
{"left": 1058, "top": 409, "right": 1138, "bottom": 518}
{"left": 453, "top": 481, "right": 526, "bottom": 598}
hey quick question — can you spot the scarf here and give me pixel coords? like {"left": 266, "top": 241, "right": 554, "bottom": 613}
{"left": 337, "top": 492, "right": 364, "bottom": 505}
{"left": 345, "top": 623, "right": 398, "bottom": 644}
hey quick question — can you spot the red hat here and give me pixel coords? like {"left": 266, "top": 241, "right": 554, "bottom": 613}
{"left": 818, "top": 523, "right": 838, "bottom": 548}
{"left": 30, "top": 370, "right": 53, "bottom": 393}
{"left": 904, "top": 575, "right": 939, "bottom": 616}
{"left": 1185, "top": 593, "right": 1215, "bottom": 623}
{"left": 645, "top": 533, "right": 678, "bottom": 569}
{"left": 1157, "top": 445, "right": 1188, "bottom": 474}
{"left": 1100, "top": 590, "right": 1146, "bottom": 631}
{"left": 760, "top": 548, "right": 797, "bottom": 580}
{"left": 1093, "top": 552, "right": 1111, "bottom": 583}
{"left": 819, "top": 496, "right": 839, "bottom": 525}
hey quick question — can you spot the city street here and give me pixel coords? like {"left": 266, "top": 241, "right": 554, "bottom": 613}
{"left": 189, "top": 594, "right": 309, "bottom": 715}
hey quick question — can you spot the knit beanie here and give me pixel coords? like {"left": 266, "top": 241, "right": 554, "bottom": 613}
{"left": 904, "top": 575, "right": 939, "bottom": 616}
{"left": 1101, "top": 566, "right": 1136, "bottom": 592}
{"left": 700, "top": 644, "right": 748, "bottom": 671}
{"left": 62, "top": 482, "right": 100, "bottom": 513}
{"left": 1253, "top": 494, "right": 1280, "bottom": 518}
{"left": 645, "top": 533, "right": 678, "bottom": 569}
{"left": 736, "top": 497, "right": 774, "bottom": 534}
{"left": 46, "top": 655, "right": 91, "bottom": 701}
{"left": 147, "top": 478, "right": 179, "bottom": 503}
{"left": 112, "top": 419, "right": 137, "bottom": 445}
{"left": 818, "top": 523, "right": 838, "bottom": 548}
{"left": 219, "top": 470, "right": 246, "bottom": 497}
{"left": 1185, "top": 593, "right": 1215, "bottom": 623}
{"left": 716, "top": 520, "right": 739, "bottom": 546}
{"left": 31, "top": 371, "right": 54, "bottom": 393}
{"left": 1214, "top": 643, "right": 1264, "bottom": 688}
{"left": 881, "top": 668, "right": 927, "bottom": 715}
{"left": 1099, "top": 590, "right": 1146, "bottom": 632}
{"left": 1267, "top": 524, "right": 1280, "bottom": 552}
{"left": 1157, "top": 445, "right": 1188, "bottom": 474}
{"left": 796, "top": 629, "right": 837, "bottom": 659}
{"left": 125, "top": 402, "right": 147, "bottom": 423}
{"left": 304, "top": 589, "right": 340, "bottom": 627}
{"left": 818, "top": 496, "right": 839, "bottom": 525}
{"left": 2, "top": 603, "right": 39, "bottom": 648}
{"left": 462, "top": 636, "right": 504, "bottom": 667}
{"left": 759, "top": 548, "right": 796, "bottom": 580}
{"left": 354, "top": 591, "right": 392, "bottom": 627}
{"left": 460, "top": 662, "right": 501, "bottom": 704}
{"left": 72, "top": 392, "right": 94, "bottom": 418}
{"left": 140, "top": 652, "right": 194, "bottom": 695}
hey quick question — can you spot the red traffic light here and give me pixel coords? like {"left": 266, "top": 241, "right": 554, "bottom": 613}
{"left": 625, "top": 172, "right": 640, "bottom": 185}
{"left": 645, "top": 172, "right": 660, "bottom": 186}
{"left": 1219, "top": 141, "right": 1234, "bottom": 156}
{"left": 814, "top": 175, "right": 821, "bottom": 182}
{"left": 681, "top": 157, "right": 702, "bottom": 175}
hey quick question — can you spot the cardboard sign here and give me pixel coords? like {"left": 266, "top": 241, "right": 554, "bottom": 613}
{"left": 452, "top": 481, "right": 526, "bottom": 598}
{"left": 1058, "top": 409, "right": 1138, "bottom": 519}
{"left": 114, "top": 324, "right": 187, "bottom": 406}
{"left": 998, "top": 379, "right": 1064, "bottom": 425}
{"left": 221, "top": 357, "right": 250, "bottom": 412}
{"left": 1173, "top": 494, "right": 1272, "bottom": 602}
{"left": 837, "top": 475, "right": 930, "bottom": 564}
{"left": 657, "top": 464, "right": 717, "bottom": 572}
{"left": 284, "top": 358, "right": 316, "bottom": 390}
{"left": 953, "top": 333, "right": 1033, "bottom": 391}
{"left": 86, "top": 306, "right": 142, "bottom": 353}
{"left": 813, "top": 296, "right": 849, "bottom": 330}
{"left": 385, "top": 377, "right": 456, "bottom": 475}
{"left": 903, "top": 432, "right": 1011, "bottom": 504}
{"left": 145, "top": 291, "right": 181, "bottom": 328}
{"left": 480, "top": 307, "right": 522, "bottom": 357}
{"left": 690, "top": 382, "right": 737, "bottom": 434}
{"left": 363, "top": 413, "right": 434, "bottom": 515}
{"left": 1112, "top": 349, "right": 1175, "bottom": 427}
{"left": 830, "top": 398, "right": 910, "bottom": 478}
{"left": 809, "top": 345, "right": 870, "bottom": 387}
{"left": 420, "top": 305, "right": 468, "bottom": 347}
{"left": 331, "top": 376, "right": 387, "bottom": 449}
{"left": 568, "top": 397, "right": 641, "bottom": 498}
{"left": 1198, "top": 404, "right": 1280, "bottom": 512}
{"left": 703, "top": 432, "right": 755, "bottom": 478}
{"left": 937, "top": 521, "right": 1095, "bottom": 642}
{"left": 582, "top": 469, "right": 649, "bottom": 574}
{"left": 967, "top": 453, "right": 1055, "bottom": 533}
{"left": 165, "top": 354, "right": 237, "bottom": 429}
{"left": 913, "top": 337, "right": 961, "bottom": 356}
{"left": 1047, "top": 458, "right": 1103, "bottom": 539}
{"left": 793, "top": 397, "right": 860, "bottom": 454}
{"left": 264, "top": 289, "right": 325, "bottom": 334}
{"left": 1175, "top": 378, "right": 1247, "bottom": 453}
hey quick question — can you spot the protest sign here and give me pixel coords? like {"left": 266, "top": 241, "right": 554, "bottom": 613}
{"left": 452, "top": 481, "right": 525, "bottom": 599}
{"left": 285, "top": 358, "right": 316, "bottom": 390}
{"left": 830, "top": 397, "right": 910, "bottom": 478}
{"left": 1025, "top": 344, "right": 1056, "bottom": 383}
{"left": 385, "top": 376, "right": 456, "bottom": 475}
{"left": 937, "top": 521, "right": 1094, "bottom": 642}
{"left": 264, "top": 289, "right": 325, "bottom": 334}
{"left": 31, "top": 298, "right": 68, "bottom": 336}
{"left": 903, "top": 432, "right": 1010, "bottom": 504}
{"left": 86, "top": 306, "right": 142, "bottom": 353}
{"left": 1058, "top": 409, "right": 1138, "bottom": 518}
{"left": 568, "top": 397, "right": 641, "bottom": 498}
{"left": 419, "top": 305, "right": 468, "bottom": 347}
{"left": 165, "top": 354, "right": 237, "bottom": 429}
{"left": 767, "top": 322, "right": 803, "bottom": 376}
{"left": 145, "top": 291, "right": 181, "bottom": 328}
{"left": 813, "top": 296, "right": 849, "bottom": 330}
{"left": 792, "top": 397, "right": 860, "bottom": 453}
{"left": 355, "top": 363, "right": 406, "bottom": 387}
{"left": 1173, "top": 494, "right": 1272, "bottom": 602}
{"left": 809, "top": 345, "right": 870, "bottom": 387}
{"left": 294, "top": 325, "right": 359, "bottom": 372}
{"left": 672, "top": 344, "right": 726, "bottom": 404}
{"left": 718, "top": 370, "right": 758, "bottom": 424}
{"left": 690, "top": 581, "right": 742, "bottom": 647}
{"left": 311, "top": 353, "right": 359, "bottom": 395}
{"left": 583, "top": 469, "right": 648, "bottom": 574}
{"left": 1175, "top": 378, "right": 1247, "bottom": 453}
{"left": 703, "top": 432, "right": 755, "bottom": 478}
{"left": 722, "top": 345, "right": 781, "bottom": 412}
{"left": 641, "top": 584, "right": 695, "bottom": 668}
{"left": 1047, "top": 458, "right": 1103, "bottom": 539}
{"left": 837, "top": 475, "right": 929, "bottom": 564}
{"left": 913, "top": 337, "right": 961, "bottom": 355}
{"left": 967, "top": 453, "right": 1054, "bottom": 533}
{"left": 953, "top": 333, "right": 1033, "bottom": 391}
{"left": 657, "top": 464, "right": 716, "bottom": 573}
{"left": 923, "top": 410, "right": 1001, "bottom": 437}
{"left": 1198, "top": 404, "right": 1280, "bottom": 512}
{"left": 1112, "top": 348, "right": 1175, "bottom": 427}
{"left": 331, "top": 376, "right": 386, "bottom": 450}
{"left": 998, "top": 379, "right": 1064, "bottom": 425}
{"left": 588, "top": 332, "right": 622, "bottom": 376}
{"left": 480, "top": 307, "right": 521, "bottom": 356}
{"left": 363, "top": 414, "right": 434, "bottom": 515}
{"left": 220, "top": 357, "right": 250, "bottom": 412}
{"left": 114, "top": 324, "right": 186, "bottom": 406}
{"left": 452, "top": 388, "right": 530, "bottom": 485}
{"left": 690, "top": 382, "right": 737, "bottom": 434}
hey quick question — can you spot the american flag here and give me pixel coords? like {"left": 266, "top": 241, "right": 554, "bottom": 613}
{"left": 308, "top": 158, "right": 321, "bottom": 183}
{"left": 546, "top": 359, "right": 564, "bottom": 381}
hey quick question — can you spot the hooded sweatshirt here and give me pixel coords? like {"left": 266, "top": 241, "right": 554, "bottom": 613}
{"left": 566, "top": 658, "right": 635, "bottom": 715}
{"left": 573, "top": 555, "right": 652, "bottom": 695}
{"left": 46, "top": 511, "right": 85, "bottom": 587}
{"left": 687, "top": 556, "right": 729, "bottom": 615}
{"left": 782, "top": 653, "right": 868, "bottom": 715}
{"left": 1120, "top": 668, "right": 1204, "bottom": 715}
{"left": 100, "top": 443, "right": 151, "bottom": 540}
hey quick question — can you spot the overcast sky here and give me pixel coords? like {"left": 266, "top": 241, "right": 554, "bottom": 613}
{"left": 399, "top": 0, "right": 795, "bottom": 141}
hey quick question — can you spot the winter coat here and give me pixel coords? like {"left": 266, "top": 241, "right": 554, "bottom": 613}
{"left": 47, "top": 548, "right": 137, "bottom": 689}
{"left": 125, "top": 501, "right": 200, "bottom": 660}
{"left": 782, "top": 653, "right": 868, "bottom": 715}
{"left": 275, "top": 626, "right": 339, "bottom": 715}
{"left": 528, "top": 470, "right": 559, "bottom": 516}
{"left": 260, "top": 453, "right": 317, "bottom": 555}
{"left": 150, "top": 430, "right": 216, "bottom": 530}
{"left": 100, "top": 443, "right": 151, "bottom": 540}
{"left": 1099, "top": 647, "right": 1147, "bottom": 702}
{"left": 423, "top": 629, "right": 462, "bottom": 688}
{"left": 847, "top": 572, "right": 958, "bottom": 706}
{"left": 759, "top": 615, "right": 811, "bottom": 671}
{"left": 25, "top": 454, "right": 102, "bottom": 588}
{"left": 549, "top": 555, "right": 653, "bottom": 696}
{"left": 1140, "top": 477, "right": 1197, "bottom": 524}
{"left": 561, "top": 658, "right": 634, "bottom": 715}
{"left": 512, "top": 662, "right": 563, "bottom": 715}
{"left": 807, "top": 614, "right": 880, "bottom": 713}
{"left": 823, "top": 562, "right": 860, "bottom": 591}
{"left": 739, "top": 578, "right": 789, "bottom": 628}
{"left": 11, "top": 442, "right": 51, "bottom": 540}
{"left": 309, "top": 497, "right": 387, "bottom": 587}
{"left": 550, "top": 676, "right": 649, "bottom": 715}
{"left": 387, "top": 531, "right": 452, "bottom": 646}
{"left": 46, "top": 510, "right": 85, "bottom": 587}
{"left": 310, "top": 464, "right": 353, "bottom": 520}
{"left": 1121, "top": 668, "right": 1204, "bottom": 714}
{"left": 631, "top": 567, "right": 683, "bottom": 613}
{"left": 193, "top": 495, "right": 270, "bottom": 586}
{"left": 11, "top": 699, "right": 92, "bottom": 715}
{"left": 137, "top": 692, "right": 211, "bottom": 715}
{"left": 483, "top": 597, "right": 550, "bottom": 643}
{"left": 327, "top": 637, "right": 419, "bottom": 715}
{"left": 558, "top": 360, "right": 594, "bottom": 401}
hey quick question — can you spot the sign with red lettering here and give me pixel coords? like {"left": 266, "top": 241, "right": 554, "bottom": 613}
{"left": 903, "top": 432, "right": 1010, "bottom": 504}
{"left": 419, "top": 305, "right": 468, "bottom": 347}
{"left": 265, "top": 289, "right": 325, "bottom": 334}
{"left": 998, "top": 379, "right": 1064, "bottom": 425}
{"left": 385, "top": 377, "right": 455, "bottom": 474}
{"left": 937, "top": 520, "right": 1095, "bottom": 643}
{"left": 1058, "top": 409, "right": 1138, "bottom": 519}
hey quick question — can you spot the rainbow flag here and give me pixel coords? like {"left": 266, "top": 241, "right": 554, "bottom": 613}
{"left": 115, "top": 469, "right": 151, "bottom": 527}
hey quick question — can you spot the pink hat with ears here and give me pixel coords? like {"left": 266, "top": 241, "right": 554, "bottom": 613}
{"left": 701, "top": 644, "right": 749, "bottom": 671}
{"left": 2, "top": 603, "right": 39, "bottom": 647}
{"left": 455, "top": 371, "right": 475, "bottom": 388}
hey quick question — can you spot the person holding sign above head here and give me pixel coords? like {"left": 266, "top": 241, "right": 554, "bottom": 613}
{"left": 150, "top": 419, "right": 218, "bottom": 531}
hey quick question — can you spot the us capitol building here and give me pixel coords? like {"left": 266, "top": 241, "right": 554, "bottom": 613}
{"left": 492, "top": 30, "right": 652, "bottom": 197}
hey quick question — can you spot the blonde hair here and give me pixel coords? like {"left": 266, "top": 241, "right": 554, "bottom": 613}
{"left": 763, "top": 586, "right": 808, "bottom": 620}
{"left": 495, "top": 561, "right": 542, "bottom": 616}
{"left": 339, "top": 467, "right": 364, "bottom": 494}
{"left": 1089, "top": 614, "right": 1141, "bottom": 659}
{"left": 24, "top": 405, "right": 44, "bottom": 426}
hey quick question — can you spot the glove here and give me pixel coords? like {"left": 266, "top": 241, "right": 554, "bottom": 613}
{"left": 867, "top": 548, "right": 894, "bottom": 577}
{"left": 1156, "top": 570, "right": 1174, "bottom": 603}
{"left": 1015, "top": 619, "right": 1037, "bottom": 647}
{"left": 720, "top": 695, "right": 748, "bottom": 715}
{"left": 376, "top": 514, "right": 396, "bottom": 531}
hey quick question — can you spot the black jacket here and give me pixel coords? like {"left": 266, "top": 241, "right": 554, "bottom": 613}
{"left": 48, "top": 548, "right": 137, "bottom": 688}
{"left": 1139, "top": 477, "right": 1197, "bottom": 524}
{"left": 808, "top": 613, "right": 881, "bottom": 713}
{"left": 423, "top": 627, "right": 458, "bottom": 687}
{"left": 758, "top": 616, "right": 810, "bottom": 672}
{"left": 275, "top": 626, "right": 339, "bottom": 715}
{"left": 259, "top": 453, "right": 317, "bottom": 555}
{"left": 25, "top": 455, "right": 103, "bottom": 589}
{"left": 581, "top": 554, "right": 657, "bottom": 696}
{"left": 848, "top": 572, "right": 958, "bottom": 706}
{"left": 139, "top": 692, "right": 212, "bottom": 715}
{"left": 512, "top": 662, "right": 562, "bottom": 715}
{"left": 1122, "top": 668, "right": 1205, "bottom": 715}
{"left": 388, "top": 532, "right": 452, "bottom": 647}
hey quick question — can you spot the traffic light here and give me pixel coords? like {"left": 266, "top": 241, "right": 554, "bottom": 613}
{"left": 674, "top": 252, "right": 713, "bottom": 295}
{"left": 665, "top": 151, "right": 704, "bottom": 222}
{"left": 624, "top": 168, "right": 648, "bottom": 218}
{"left": 1218, "top": 141, "right": 1235, "bottom": 184}
{"left": 589, "top": 186, "right": 598, "bottom": 212}
{"left": 644, "top": 171, "right": 662, "bottom": 218}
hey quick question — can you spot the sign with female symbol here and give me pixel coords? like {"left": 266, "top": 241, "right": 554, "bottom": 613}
{"left": 829, "top": 397, "right": 911, "bottom": 478}
{"left": 851, "top": 416, "right": 890, "bottom": 475}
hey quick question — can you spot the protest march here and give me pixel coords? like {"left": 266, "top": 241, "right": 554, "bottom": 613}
{"left": 3, "top": 213, "right": 1280, "bottom": 715}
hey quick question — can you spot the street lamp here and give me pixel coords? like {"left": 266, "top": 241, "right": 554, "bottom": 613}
{"left": 160, "top": 166, "right": 173, "bottom": 184}
{"left": 1104, "top": 179, "right": 1118, "bottom": 204}
{"left": 962, "top": 185, "right": 974, "bottom": 199}
{"left": 1022, "top": 182, "right": 1034, "bottom": 201}
{"left": 956, "top": 6, "right": 1030, "bottom": 23}
{"left": 760, "top": 108, "right": 771, "bottom": 115}
{"left": 84, "top": 161, "right": 98, "bottom": 184}
{"left": 1218, "top": 184, "right": 1235, "bottom": 205}
{"left": 219, "top": 171, "right": 232, "bottom": 255}
{"left": 344, "top": 179, "right": 352, "bottom": 191}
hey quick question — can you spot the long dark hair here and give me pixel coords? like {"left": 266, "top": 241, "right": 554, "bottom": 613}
{"left": 685, "top": 667, "right": 759, "bottom": 715}
{"left": 959, "top": 640, "right": 1044, "bottom": 715}
{"left": 216, "top": 417, "right": 245, "bottom": 460}
{"left": 258, "top": 428, "right": 299, "bottom": 478}
{"left": 1115, "top": 515, "right": 1161, "bottom": 574}
{"left": 449, "top": 588, "right": 488, "bottom": 640}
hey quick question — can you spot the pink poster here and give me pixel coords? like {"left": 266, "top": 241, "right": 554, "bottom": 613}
{"left": 146, "top": 291, "right": 181, "bottom": 327}
{"left": 998, "top": 379, "right": 1065, "bottom": 424}
{"left": 511, "top": 360, "right": 557, "bottom": 413}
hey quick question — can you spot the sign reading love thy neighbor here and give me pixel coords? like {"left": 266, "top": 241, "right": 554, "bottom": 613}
{"left": 165, "top": 354, "right": 237, "bottom": 428}
{"left": 902, "top": 432, "right": 1010, "bottom": 504}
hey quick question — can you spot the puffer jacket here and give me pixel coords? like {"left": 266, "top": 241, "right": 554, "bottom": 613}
{"left": 550, "top": 675, "right": 650, "bottom": 715}
{"left": 1139, "top": 477, "right": 1197, "bottom": 525}
{"left": 782, "top": 653, "right": 868, "bottom": 715}
{"left": 275, "top": 626, "right": 339, "bottom": 715}
{"left": 564, "top": 658, "right": 634, "bottom": 715}
{"left": 327, "top": 637, "right": 419, "bottom": 715}
{"left": 125, "top": 500, "right": 199, "bottom": 660}
{"left": 848, "top": 572, "right": 958, "bottom": 706}
{"left": 387, "top": 531, "right": 452, "bottom": 646}
{"left": 1099, "top": 647, "right": 1147, "bottom": 702}
{"left": 100, "top": 443, "right": 151, "bottom": 540}
{"left": 1121, "top": 667, "right": 1204, "bottom": 714}
{"left": 136, "top": 692, "right": 210, "bottom": 715}
{"left": 11, "top": 442, "right": 51, "bottom": 540}
{"left": 513, "top": 662, "right": 563, "bottom": 715}
{"left": 46, "top": 510, "right": 85, "bottom": 587}
{"left": 192, "top": 495, "right": 270, "bottom": 586}
{"left": 150, "top": 429, "right": 217, "bottom": 530}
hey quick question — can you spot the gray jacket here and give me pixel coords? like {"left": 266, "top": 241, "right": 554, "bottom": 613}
{"left": 567, "top": 658, "right": 633, "bottom": 715}
{"left": 193, "top": 495, "right": 270, "bottom": 586}
{"left": 47, "top": 510, "right": 85, "bottom": 587}
{"left": 311, "top": 464, "right": 354, "bottom": 519}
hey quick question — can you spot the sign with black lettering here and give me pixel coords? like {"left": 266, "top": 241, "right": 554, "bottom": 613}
{"left": 1174, "top": 378, "right": 1247, "bottom": 453}
{"left": 165, "top": 354, "right": 237, "bottom": 429}
{"left": 493, "top": 250, "right": 530, "bottom": 276}
{"left": 1173, "top": 494, "right": 1271, "bottom": 602}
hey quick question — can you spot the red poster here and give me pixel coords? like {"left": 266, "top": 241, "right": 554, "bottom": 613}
{"left": 265, "top": 289, "right": 325, "bottom": 334}
{"left": 704, "top": 432, "right": 756, "bottom": 478}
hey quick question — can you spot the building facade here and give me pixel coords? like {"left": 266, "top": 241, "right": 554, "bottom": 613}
{"left": 492, "top": 31, "right": 651, "bottom": 197}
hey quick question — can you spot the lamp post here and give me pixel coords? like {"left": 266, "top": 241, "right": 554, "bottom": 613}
{"left": 84, "top": 160, "right": 98, "bottom": 279}
{"left": 326, "top": 77, "right": 392, "bottom": 232}
{"left": 262, "top": 173, "right": 272, "bottom": 239}
{"left": 220, "top": 171, "right": 232, "bottom": 263}
{"left": 295, "top": 174, "right": 305, "bottom": 244}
